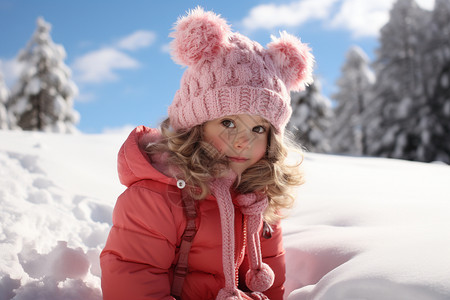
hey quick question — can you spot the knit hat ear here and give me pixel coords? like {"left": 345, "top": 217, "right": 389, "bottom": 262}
{"left": 170, "top": 7, "right": 231, "bottom": 67}
{"left": 266, "top": 31, "right": 314, "bottom": 91}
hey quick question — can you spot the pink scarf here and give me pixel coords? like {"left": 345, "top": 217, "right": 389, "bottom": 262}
{"left": 210, "top": 171, "right": 274, "bottom": 299}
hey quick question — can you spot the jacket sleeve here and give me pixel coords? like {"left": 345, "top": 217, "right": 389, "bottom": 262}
{"left": 239, "top": 220, "right": 286, "bottom": 300}
{"left": 100, "top": 185, "right": 180, "bottom": 300}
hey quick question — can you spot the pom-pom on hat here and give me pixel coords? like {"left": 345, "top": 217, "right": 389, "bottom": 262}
{"left": 168, "top": 6, "right": 314, "bottom": 134}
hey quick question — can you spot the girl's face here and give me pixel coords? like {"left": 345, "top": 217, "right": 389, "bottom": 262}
{"left": 203, "top": 114, "right": 269, "bottom": 175}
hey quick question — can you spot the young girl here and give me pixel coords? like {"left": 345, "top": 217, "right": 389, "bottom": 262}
{"left": 100, "top": 7, "right": 313, "bottom": 300}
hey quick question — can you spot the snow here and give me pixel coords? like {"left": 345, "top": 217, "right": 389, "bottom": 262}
{"left": 24, "top": 78, "right": 41, "bottom": 96}
{"left": 1, "top": 129, "right": 450, "bottom": 299}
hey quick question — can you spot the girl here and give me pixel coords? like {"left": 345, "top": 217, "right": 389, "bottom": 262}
{"left": 100, "top": 7, "right": 314, "bottom": 300}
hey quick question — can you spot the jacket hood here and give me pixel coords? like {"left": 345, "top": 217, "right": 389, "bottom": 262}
{"left": 117, "top": 126, "right": 177, "bottom": 188}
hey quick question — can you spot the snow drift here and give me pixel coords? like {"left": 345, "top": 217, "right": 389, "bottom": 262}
{"left": 0, "top": 129, "right": 449, "bottom": 299}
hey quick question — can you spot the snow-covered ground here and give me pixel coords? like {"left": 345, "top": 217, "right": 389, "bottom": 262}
{"left": 1, "top": 129, "right": 449, "bottom": 300}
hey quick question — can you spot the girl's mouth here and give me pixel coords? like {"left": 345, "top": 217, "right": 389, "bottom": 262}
{"left": 227, "top": 156, "right": 249, "bottom": 163}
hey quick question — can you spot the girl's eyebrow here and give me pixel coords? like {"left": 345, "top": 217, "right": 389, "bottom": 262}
{"left": 252, "top": 120, "right": 268, "bottom": 127}
{"left": 227, "top": 115, "right": 270, "bottom": 128}
{"left": 255, "top": 119, "right": 270, "bottom": 128}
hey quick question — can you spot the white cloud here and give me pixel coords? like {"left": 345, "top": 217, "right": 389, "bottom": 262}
{"left": 72, "top": 30, "right": 156, "bottom": 85}
{"left": 74, "top": 91, "right": 96, "bottom": 102}
{"left": 72, "top": 47, "right": 139, "bottom": 84}
{"left": 242, "top": 0, "right": 435, "bottom": 39}
{"left": 160, "top": 43, "right": 171, "bottom": 54}
{"left": 329, "top": 0, "right": 435, "bottom": 38}
{"left": 329, "top": 0, "right": 395, "bottom": 38}
{"left": 116, "top": 30, "right": 156, "bottom": 51}
{"left": 241, "top": 0, "right": 338, "bottom": 31}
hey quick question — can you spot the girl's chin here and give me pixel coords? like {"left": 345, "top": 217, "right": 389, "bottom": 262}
{"left": 228, "top": 164, "right": 246, "bottom": 176}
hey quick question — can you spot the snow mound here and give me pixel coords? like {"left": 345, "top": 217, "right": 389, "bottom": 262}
{"left": 0, "top": 130, "right": 124, "bottom": 299}
{"left": 284, "top": 154, "right": 450, "bottom": 299}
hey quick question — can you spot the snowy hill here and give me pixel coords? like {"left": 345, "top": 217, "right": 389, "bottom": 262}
{"left": 1, "top": 129, "right": 449, "bottom": 300}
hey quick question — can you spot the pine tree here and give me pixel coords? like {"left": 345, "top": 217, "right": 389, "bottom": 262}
{"left": 8, "top": 17, "right": 79, "bottom": 133}
{"left": 330, "top": 46, "right": 374, "bottom": 155}
{"left": 0, "top": 72, "right": 11, "bottom": 129}
{"left": 417, "top": 0, "right": 450, "bottom": 163}
{"left": 288, "top": 78, "right": 332, "bottom": 153}
{"left": 364, "top": 0, "right": 428, "bottom": 160}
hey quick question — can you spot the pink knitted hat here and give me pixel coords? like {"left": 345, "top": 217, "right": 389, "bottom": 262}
{"left": 168, "top": 7, "right": 314, "bottom": 134}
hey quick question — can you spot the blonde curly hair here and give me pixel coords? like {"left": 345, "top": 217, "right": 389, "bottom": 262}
{"left": 145, "top": 118, "right": 304, "bottom": 223}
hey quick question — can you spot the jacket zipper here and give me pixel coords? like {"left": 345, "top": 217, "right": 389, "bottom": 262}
{"left": 235, "top": 214, "right": 248, "bottom": 286}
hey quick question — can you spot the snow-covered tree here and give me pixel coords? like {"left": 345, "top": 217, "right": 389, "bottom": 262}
{"left": 330, "top": 46, "right": 374, "bottom": 155}
{"left": 288, "top": 77, "right": 332, "bottom": 153}
{"left": 0, "top": 72, "right": 11, "bottom": 129}
{"left": 420, "top": 0, "right": 450, "bottom": 96}
{"left": 416, "top": 0, "right": 450, "bottom": 163}
{"left": 8, "top": 17, "right": 79, "bottom": 133}
{"left": 364, "top": 0, "right": 428, "bottom": 160}
{"left": 418, "top": 61, "right": 450, "bottom": 163}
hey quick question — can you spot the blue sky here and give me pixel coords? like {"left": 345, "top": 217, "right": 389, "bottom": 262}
{"left": 0, "top": 0, "right": 435, "bottom": 133}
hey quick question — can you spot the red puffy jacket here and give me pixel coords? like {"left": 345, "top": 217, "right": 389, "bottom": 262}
{"left": 100, "top": 126, "right": 286, "bottom": 299}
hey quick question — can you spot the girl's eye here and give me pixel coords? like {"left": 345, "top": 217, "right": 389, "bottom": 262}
{"left": 253, "top": 126, "right": 266, "bottom": 134}
{"left": 221, "top": 119, "right": 235, "bottom": 128}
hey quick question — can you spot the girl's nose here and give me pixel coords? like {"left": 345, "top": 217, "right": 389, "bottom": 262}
{"left": 233, "top": 131, "right": 251, "bottom": 149}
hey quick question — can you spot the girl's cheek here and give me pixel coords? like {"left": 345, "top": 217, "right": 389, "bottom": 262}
{"left": 254, "top": 136, "right": 268, "bottom": 159}
{"left": 211, "top": 139, "right": 225, "bottom": 153}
